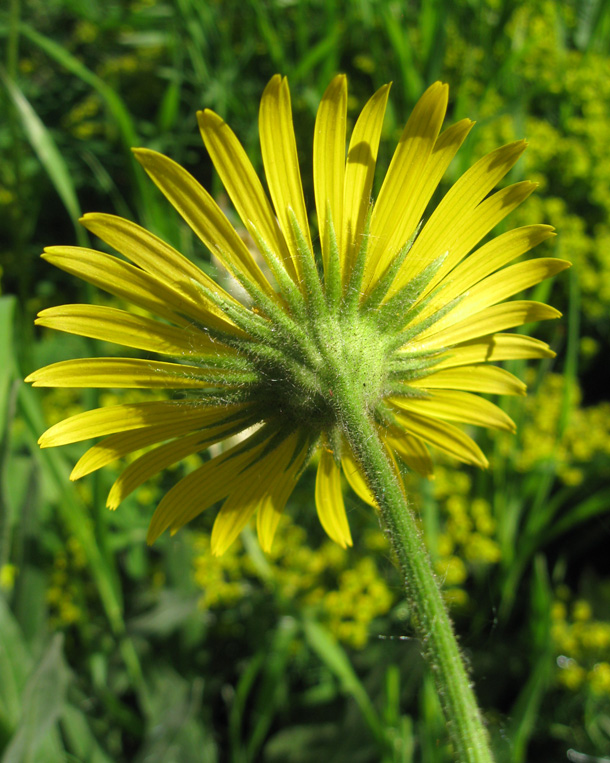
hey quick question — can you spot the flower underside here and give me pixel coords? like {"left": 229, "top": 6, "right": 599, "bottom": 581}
{"left": 26, "top": 76, "right": 569, "bottom": 555}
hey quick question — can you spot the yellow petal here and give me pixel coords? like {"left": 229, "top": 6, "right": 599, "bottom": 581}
{"left": 425, "top": 225, "right": 556, "bottom": 311}
{"left": 342, "top": 83, "right": 391, "bottom": 282}
{"left": 425, "top": 258, "right": 570, "bottom": 332}
{"left": 391, "top": 409, "right": 489, "bottom": 469}
{"left": 370, "top": 116, "right": 473, "bottom": 292}
{"left": 212, "top": 433, "right": 301, "bottom": 555}
{"left": 147, "top": 433, "right": 268, "bottom": 543}
{"left": 259, "top": 75, "right": 312, "bottom": 281}
{"left": 107, "top": 426, "right": 232, "bottom": 509}
{"left": 433, "top": 334, "right": 555, "bottom": 369}
{"left": 390, "top": 390, "right": 516, "bottom": 432}
{"left": 392, "top": 141, "right": 529, "bottom": 294}
{"left": 36, "top": 400, "right": 239, "bottom": 448}
{"left": 133, "top": 148, "right": 276, "bottom": 299}
{"left": 42, "top": 246, "right": 242, "bottom": 337}
{"left": 365, "top": 82, "right": 448, "bottom": 288}
{"left": 80, "top": 212, "right": 239, "bottom": 333}
{"left": 71, "top": 413, "right": 246, "bottom": 479}
{"left": 81, "top": 213, "right": 213, "bottom": 289}
{"left": 36, "top": 304, "right": 228, "bottom": 357}
{"left": 315, "top": 448, "right": 353, "bottom": 548}
{"left": 410, "top": 365, "right": 526, "bottom": 396}
{"left": 197, "top": 109, "right": 296, "bottom": 281}
{"left": 42, "top": 248, "right": 198, "bottom": 328}
{"left": 26, "top": 358, "right": 244, "bottom": 389}
{"left": 411, "top": 301, "right": 561, "bottom": 351}
{"left": 257, "top": 435, "right": 309, "bottom": 552}
{"left": 416, "top": 181, "right": 540, "bottom": 299}
{"left": 341, "top": 442, "right": 376, "bottom": 507}
{"left": 313, "top": 75, "right": 347, "bottom": 273}
{"left": 383, "top": 432, "right": 433, "bottom": 477}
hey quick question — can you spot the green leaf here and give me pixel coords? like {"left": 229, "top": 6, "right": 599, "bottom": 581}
{"left": 0, "top": 71, "right": 86, "bottom": 246}
{"left": 1, "top": 634, "right": 70, "bottom": 763}
{"left": 247, "top": 618, "right": 300, "bottom": 760}
{"left": 135, "top": 668, "right": 216, "bottom": 763}
{"left": 302, "top": 618, "right": 385, "bottom": 746}
{"left": 59, "top": 705, "right": 115, "bottom": 763}
{"left": 0, "top": 297, "right": 17, "bottom": 442}
{"left": 0, "top": 597, "right": 32, "bottom": 732}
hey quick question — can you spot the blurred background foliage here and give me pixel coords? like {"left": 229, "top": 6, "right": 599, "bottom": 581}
{"left": 1, "top": 0, "right": 610, "bottom": 760}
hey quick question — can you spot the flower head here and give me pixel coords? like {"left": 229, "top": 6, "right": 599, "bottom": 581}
{"left": 27, "top": 76, "right": 568, "bottom": 555}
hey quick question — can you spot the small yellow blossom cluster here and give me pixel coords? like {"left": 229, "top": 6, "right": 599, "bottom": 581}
{"left": 45, "top": 537, "right": 90, "bottom": 629}
{"left": 62, "top": 94, "right": 103, "bottom": 141}
{"left": 0, "top": 564, "right": 18, "bottom": 591}
{"left": 510, "top": 373, "right": 610, "bottom": 485}
{"left": 192, "top": 534, "right": 249, "bottom": 609}
{"left": 43, "top": 387, "right": 86, "bottom": 428}
{"left": 419, "top": 467, "right": 501, "bottom": 608}
{"left": 470, "top": 0, "right": 610, "bottom": 324}
{"left": 192, "top": 516, "right": 394, "bottom": 649}
{"left": 321, "top": 559, "right": 395, "bottom": 649}
{"left": 552, "top": 586, "right": 610, "bottom": 696}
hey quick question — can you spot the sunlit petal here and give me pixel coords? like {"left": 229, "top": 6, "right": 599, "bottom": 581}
{"left": 314, "top": 75, "right": 347, "bottom": 273}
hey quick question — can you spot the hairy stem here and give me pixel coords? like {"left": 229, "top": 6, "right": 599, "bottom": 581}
{"left": 334, "top": 380, "right": 494, "bottom": 762}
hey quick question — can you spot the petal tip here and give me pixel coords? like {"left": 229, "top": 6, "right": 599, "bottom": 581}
{"left": 197, "top": 108, "right": 220, "bottom": 128}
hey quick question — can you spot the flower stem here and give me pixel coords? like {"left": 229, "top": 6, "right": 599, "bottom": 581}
{"left": 335, "top": 384, "right": 494, "bottom": 762}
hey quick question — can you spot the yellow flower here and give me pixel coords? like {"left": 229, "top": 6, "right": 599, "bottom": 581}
{"left": 26, "top": 76, "right": 568, "bottom": 555}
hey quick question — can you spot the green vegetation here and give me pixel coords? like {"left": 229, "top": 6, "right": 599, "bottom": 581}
{"left": 2, "top": 0, "right": 610, "bottom": 759}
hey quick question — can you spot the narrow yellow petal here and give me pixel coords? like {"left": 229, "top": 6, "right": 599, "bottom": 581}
{"left": 147, "top": 434, "right": 267, "bottom": 543}
{"left": 425, "top": 258, "right": 570, "bottom": 332}
{"left": 106, "top": 424, "right": 233, "bottom": 509}
{"left": 313, "top": 75, "right": 347, "bottom": 273}
{"left": 36, "top": 304, "right": 229, "bottom": 357}
{"left": 315, "top": 448, "right": 353, "bottom": 548}
{"left": 383, "top": 432, "right": 433, "bottom": 477}
{"left": 133, "top": 148, "right": 276, "bottom": 299}
{"left": 259, "top": 75, "right": 312, "bottom": 280}
{"left": 365, "top": 82, "right": 449, "bottom": 288}
{"left": 410, "top": 365, "right": 526, "bottom": 396}
{"left": 197, "top": 109, "right": 296, "bottom": 281}
{"left": 210, "top": 482, "right": 259, "bottom": 557}
{"left": 433, "top": 334, "right": 555, "bottom": 369}
{"left": 71, "top": 414, "right": 245, "bottom": 480}
{"left": 392, "top": 141, "right": 529, "bottom": 294}
{"left": 257, "top": 435, "right": 309, "bottom": 552}
{"left": 370, "top": 117, "right": 473, "bottom": 292}
{"left": 212, "top": 434, "right": 301, "bottom": 555}
{"left": 81, "top": 213, "right": 213, "bottom": 289}
{"left": 424, "top": 225, "right": 556, "bottom": 311}
{"left": 415, "top": 181, "right": 540, "bottom": 299}
{"left": 42, "top": 248, "right": 196, "bottom": 327}
{"left": 411, "top": 301, "right": 561, "bottom": 351}
{"left": 26, "top": 358, "right": 243, "bottom": 389}
{"left": 342, "top": 83, "right": 391, "bottom": 282}
{"left": 391, "top": 409, "right": 489, "bottom": 469}
{"left": 341, "top": 442, "right": 376, "bottom": 507}
{"left": 35, "top": 400, "right": 240, "bottom": 448}
{"left": 390, "top": 390, "right": 516, "bottom": 432}
{"left": 459, "top": 257, "right": 570, "bottom": 311}
{"left": 80, "top": 213, "right": 239, "bottom": 334}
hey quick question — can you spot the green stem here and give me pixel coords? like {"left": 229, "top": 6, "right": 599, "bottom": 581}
{"left": 334, "top": 381, "right": 494, "bottom": 762}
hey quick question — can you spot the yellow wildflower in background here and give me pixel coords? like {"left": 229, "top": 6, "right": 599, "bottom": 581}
{"left": 26, "top": 76, "right": 568, "bottom": 555}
